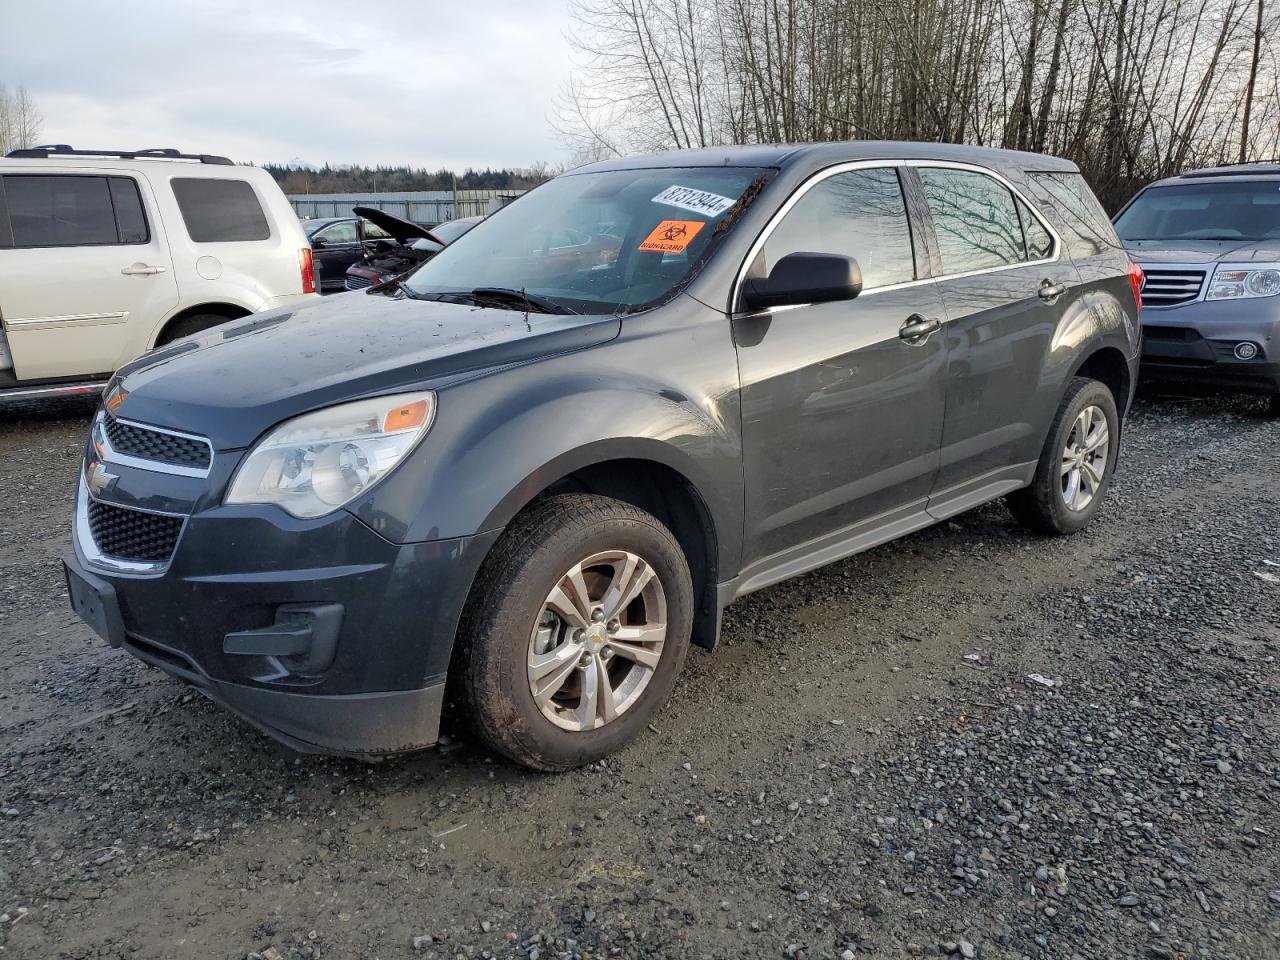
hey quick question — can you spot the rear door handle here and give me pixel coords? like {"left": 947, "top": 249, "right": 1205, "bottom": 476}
{"left": 1038, "top": 278, "right": 1067, "bottom": 302}
{"left": 899, "top": 314, "right": 941, "bottom": 342}
{"left": 121, "top": 263, "right": 167, "bottom": 276}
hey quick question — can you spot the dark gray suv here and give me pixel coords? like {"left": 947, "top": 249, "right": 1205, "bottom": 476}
{"left": 1115, "top": 162, "right": 1280, "bottom": 415}
{"left": 63, "top": 142, "right": 1141, "bottom": 770}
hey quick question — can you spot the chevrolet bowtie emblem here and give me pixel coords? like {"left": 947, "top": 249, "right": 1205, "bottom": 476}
{"left": 86, "top": 460, "right": 118, "bottom": 497}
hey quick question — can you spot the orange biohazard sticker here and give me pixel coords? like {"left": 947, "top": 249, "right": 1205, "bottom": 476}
{"left": 639, "top": 219, "right": 705, "bottom": 254}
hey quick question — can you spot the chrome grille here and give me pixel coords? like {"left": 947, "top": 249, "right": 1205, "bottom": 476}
{"left": 345, "top": 275, "right": 375, "bottom": 290}
{"left": 1140, "top": 268, "right": 1206, "bottom": 308}
{"left": 103, "top": 414, "right": 211, "bottom": 470}
{"left": 86, "top": 499, "right": 183, "bottom": 564}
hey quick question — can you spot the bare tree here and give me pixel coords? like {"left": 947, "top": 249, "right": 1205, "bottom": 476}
{"left": 560, "top": 0, "right": 1280, "bottom": 208}
{"left": 0, "top": 85, "right": 44, "bottom": 154}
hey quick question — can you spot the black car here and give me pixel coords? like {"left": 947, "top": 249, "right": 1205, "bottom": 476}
{"left": 305, "top": 209, "right": 439, "bottom": 292}
{"left": 344, "top": 215, "right": 483, "bottom": 290}
{"left": 64, "top": 142, "right": 1140, "bottom": 770}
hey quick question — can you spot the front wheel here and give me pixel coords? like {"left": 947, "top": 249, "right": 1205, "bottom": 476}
{"left": 458, "top": 493, "right": 693, "bottom": 771}
{"left": 1007, "top": 377, "right": 1120, "bottom": 535}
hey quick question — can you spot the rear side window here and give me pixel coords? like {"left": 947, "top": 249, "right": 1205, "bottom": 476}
{"left": 918, "top": 168, "right": 1025, "bottom": 273}
{"left": 1027, "top": 171, "right": 1120, "bottom": 257}
{"left": 760, "top": 167, "right": 916, "bottom": 289}
{"left": 1, "top": 175, "right": 149, "bottom": 248}
{"left": 172, "top": 178, "right": 270, "bottom": 242}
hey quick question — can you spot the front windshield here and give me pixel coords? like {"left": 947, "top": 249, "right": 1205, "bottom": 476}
{"left": 402, "top": 167, "right": 770, "bottom": 314}
{"left": 1115, "top": 181, "right": 1280, "bottom": 242}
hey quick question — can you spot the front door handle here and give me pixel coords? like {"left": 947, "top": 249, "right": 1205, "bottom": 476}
{"left": 899, "top": 314, "right": 941, "bottom": 342}
{"left": 1038, "top": 278, "right": 1067, "bottom": 302}
{"left": 121, "top": 263, "right": 167, "bottom": 276}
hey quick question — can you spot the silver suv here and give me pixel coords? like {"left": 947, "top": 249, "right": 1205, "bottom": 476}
{"left": 1115, "top": 162, "right": 1280, "bottom": 415}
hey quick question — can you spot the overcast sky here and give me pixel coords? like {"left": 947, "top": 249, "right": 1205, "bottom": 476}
{"left": 0, "top": 0, "right": 575, "bottom": 170}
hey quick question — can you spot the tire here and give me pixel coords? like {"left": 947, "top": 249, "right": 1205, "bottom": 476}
{"left": 1007, "top": 377, "right": 1120, "bottom": 536}
{"left": 458, "top": 493, "right": 693, "bottom": 771}
{"left": 156, "top": 313, "right": 231, "bottom": 346}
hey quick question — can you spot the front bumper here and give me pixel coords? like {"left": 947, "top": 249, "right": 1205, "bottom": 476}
{"left": 67, "top": 432, "right": 497, "bottom": 755}
{"left": 1138, "top": 299, "right": 1280, "bottom": 395}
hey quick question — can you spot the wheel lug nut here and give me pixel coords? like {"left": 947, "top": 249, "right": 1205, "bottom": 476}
{"left": 573, "top": 629, "right": 585, "bottom": 642}
{"left": 607, "top": 619, "right": 620, "bottom": 634}
{"left": 591, "top": 608, "right": 606, "bottom": 622}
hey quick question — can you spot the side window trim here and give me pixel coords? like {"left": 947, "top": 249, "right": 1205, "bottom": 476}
{"left": 905, "top": 160, "right": 1062, "bottom": 279}
{"left": 731, "top": 158, "right": 1063, "bottom": 313}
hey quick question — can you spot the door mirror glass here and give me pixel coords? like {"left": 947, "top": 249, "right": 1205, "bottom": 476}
{"left": 742, "top": 252, "right": 862, "bottom": 311}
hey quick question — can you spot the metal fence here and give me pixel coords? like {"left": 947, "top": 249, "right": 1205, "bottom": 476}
{"left": 288, "top": 190, "right": 524, "bottom": 226}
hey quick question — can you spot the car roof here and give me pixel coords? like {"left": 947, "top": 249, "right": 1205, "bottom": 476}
{"left": 0, "top": 155, "right": 272, "bottom": 179}
{"left": 1141, "top": 162, "right": 1280, "bottom": 188}
{"left": 571, "top": 140, "right": 1080, "bottom": 176}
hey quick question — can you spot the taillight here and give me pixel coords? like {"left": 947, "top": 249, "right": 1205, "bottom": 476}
{"left": 299, "top": 246, "right": 316, "bottom": 294}
{"left": 1127, "top": 258, "right": 1144, "bottom": 313}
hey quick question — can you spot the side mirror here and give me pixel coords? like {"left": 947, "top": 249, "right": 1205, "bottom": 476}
{"left": 310, "top": 237, "right": 327, "bottom": 249}
{"left": 741, "top": 252, "right": 862, "bottom": 312}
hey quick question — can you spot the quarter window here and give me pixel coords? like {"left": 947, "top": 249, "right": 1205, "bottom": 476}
{"left": 171, "top": 178, "right": 270, "bottom": 242}
{"left": 759, "top": 167, "right": 916, "bottom": 290}
{"left": 1, "top": 175, "right": 149, "bottom": 248}
{"left": 1017, "top": 197, "right": 1054, "bottom": 260}
{"left": 918, "top": 168, "right": 1026, "bottom": 273}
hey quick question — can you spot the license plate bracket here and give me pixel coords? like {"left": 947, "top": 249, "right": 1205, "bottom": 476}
{"left": 64, "top": 559, "right": 126, "bottom": 648}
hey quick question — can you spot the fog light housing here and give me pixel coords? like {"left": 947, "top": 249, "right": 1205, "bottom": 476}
{"left": 1234, "top": 341, "right": 1260, "bottom": 360}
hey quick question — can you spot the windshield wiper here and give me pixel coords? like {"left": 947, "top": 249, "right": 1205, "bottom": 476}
{"left": 466, "top": 287, "right": 577, "bottom": 315}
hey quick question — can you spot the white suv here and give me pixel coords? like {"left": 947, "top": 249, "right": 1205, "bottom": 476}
{"left": 0, "top": 146, "right": 319, "bottom": 401}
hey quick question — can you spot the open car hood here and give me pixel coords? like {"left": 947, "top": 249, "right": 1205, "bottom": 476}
{"left": 353, "top": 206, "right": 443, "bottom": 245}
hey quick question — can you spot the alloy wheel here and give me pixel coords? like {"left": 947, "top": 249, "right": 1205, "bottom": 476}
{"left": 1060, "top": 404, "right": 1110, "bottom": 511}
{"left": 527, "top": 550, "right": 668, "bottom": 732}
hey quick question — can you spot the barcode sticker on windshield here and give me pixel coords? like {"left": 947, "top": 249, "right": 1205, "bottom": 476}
{"left": 652, "top": 185, "right": 737, "bottom": 218}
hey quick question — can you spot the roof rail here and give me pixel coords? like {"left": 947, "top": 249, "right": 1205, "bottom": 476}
{"left": 1181, "top": 159, "right": 1280, "bottom": 178}
{"left": 3, "top": 145, "right": 234, "bottom": 165}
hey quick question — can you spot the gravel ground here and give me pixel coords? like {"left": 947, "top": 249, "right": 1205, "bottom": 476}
{"left": 0, "top": 392, "right": 1277, "bottom": 960}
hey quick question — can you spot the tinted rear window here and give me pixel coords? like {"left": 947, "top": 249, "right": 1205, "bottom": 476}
{"left": 0, "top": 174, "right": 149, "bottom": 248}
{"left": 1027, "top": 171, "right": 1120, "bottom": 258}
{"left": 172, "top": 178, "right": 270, "bottom": 242}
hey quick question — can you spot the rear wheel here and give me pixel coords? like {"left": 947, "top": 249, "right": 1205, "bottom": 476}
{"left": 458, "top": 493, "right": 692, "bottom": 771}
{"left": 1007, "top": 377, "right": 1120, "bottom": 535}
{"left": 156, "top": 313, "right": 232, "bottom": 346}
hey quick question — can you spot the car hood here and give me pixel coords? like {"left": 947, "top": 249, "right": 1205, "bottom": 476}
{"left": 1123, "top": 238, "right": 1280, "bottom": 264}
{"left": 112, "top": 293, "right": 621, "bottom": 450}
{"left": 353, "top": 206, "right": 442, "bottom": 244}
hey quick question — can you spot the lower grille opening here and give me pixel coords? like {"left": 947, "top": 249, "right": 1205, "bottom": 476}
{"left": 124, "top": 636, "right": 203, "bottom": 678}
{"left": 87, "top": 499, "right": 183, "bottom": 563}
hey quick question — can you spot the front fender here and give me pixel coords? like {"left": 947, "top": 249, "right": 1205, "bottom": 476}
{"left": 346, "top": 308, "right": 744, "bottom": 575}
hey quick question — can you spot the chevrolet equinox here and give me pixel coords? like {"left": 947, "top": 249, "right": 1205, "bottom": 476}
{"left": 64, "top": 143, "right": 1142, "bottom": 770}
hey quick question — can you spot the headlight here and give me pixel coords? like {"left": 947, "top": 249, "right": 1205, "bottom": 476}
{"left": 225, "top": 392, "right": 435, "bottom": 518}
{"left": 1207, "top": 266, "right": 1280, "bottom": 300}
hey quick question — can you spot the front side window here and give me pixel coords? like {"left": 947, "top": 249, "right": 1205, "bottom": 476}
{"left": 171, "top": 177, "right": 270, "bottom": 242}
{"left": 919, "top": 168, "right": 1026, "bottom": 273}
{"left": 318, "top": 221, "right": 358, "bottom": 244}
{"left": 403, "top": 167, "right": 770, "bottom": 315}
{"left": 361, "top": 219, "right": 393, "bottom": 240}
{"left": 1114, "top": 181, "right": 1280, "bottom": 243}
{"left": 757, "top": 167, "right": 916, "bottom": 289}
{"left": 2, "top": 175, "right": 148, "bottom": 248}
